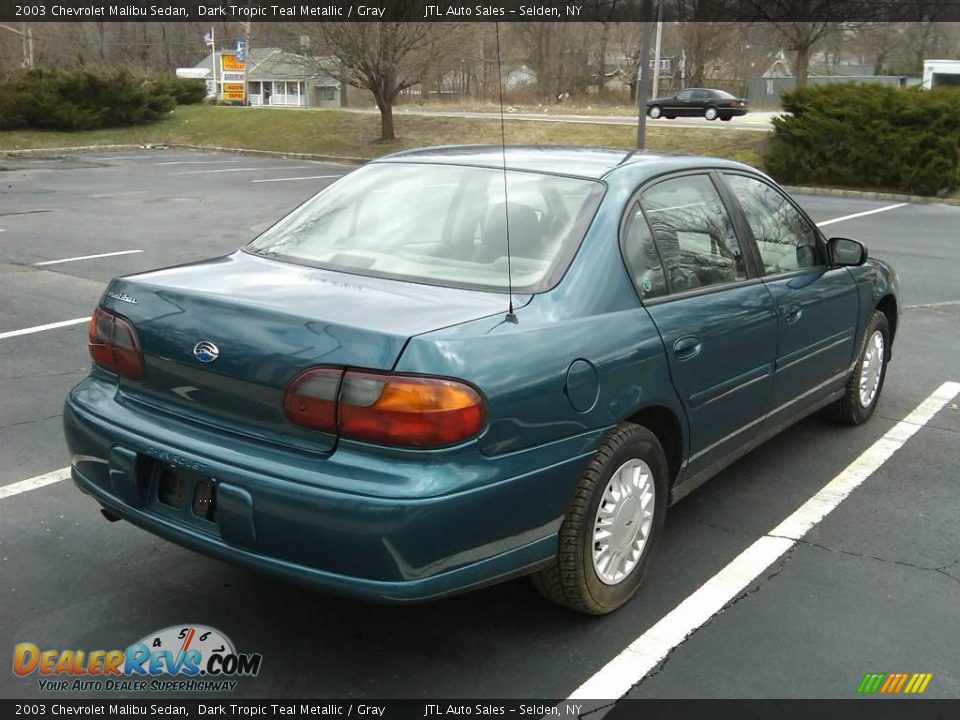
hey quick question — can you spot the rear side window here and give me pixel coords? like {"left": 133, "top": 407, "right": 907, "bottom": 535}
{"left": 622, "top": 203, "right": 668, "bottom": 300}
{"left": 638, "top": 175, "right": 747, "bottom": 293}
{"left": 724, "top": 174, "right": 821, "bottom": 274}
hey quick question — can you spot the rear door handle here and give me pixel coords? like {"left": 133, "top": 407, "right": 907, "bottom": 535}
{"left": 783, "top": 304, "right": 802, "bottom": 324}
{"left": 673, "top": 336, "right": 702, "bottom": 360}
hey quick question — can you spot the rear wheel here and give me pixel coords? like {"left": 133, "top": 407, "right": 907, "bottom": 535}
{"left": 720, "top": 115, "right": 732, "bottom": 121}
{"left": 648, "top": 105, "right": 662, "bottom": 119}
{"left": 827, "top": 310, "right": 890, "bottom": 425}
{"left": 532, "top": 423, "right": 668, "bottom": 615}
{"left": 665, "top": 114, "right": 676, "bottom": 119}
{"left": 704, "top": 106, "right": 719, "bottom": 121}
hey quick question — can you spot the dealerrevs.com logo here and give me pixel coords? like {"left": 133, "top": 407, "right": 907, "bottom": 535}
{"left": 13, "top": 624, "right": 262, "bottom": 693}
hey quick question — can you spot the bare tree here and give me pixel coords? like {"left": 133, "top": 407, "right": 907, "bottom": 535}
{"left": 737, "top": 1, "right": 912, "bottom": 85}
{"left": 299, "top": 12, "right": 459, "bottom": 141}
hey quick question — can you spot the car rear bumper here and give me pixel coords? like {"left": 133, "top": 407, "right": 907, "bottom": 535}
{"left": 64, "top": 377, "right": 603, "bottom": 602}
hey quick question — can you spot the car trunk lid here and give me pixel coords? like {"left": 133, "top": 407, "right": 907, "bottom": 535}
{"left": 102, "top": 251, "right": 513, "bottom": 454}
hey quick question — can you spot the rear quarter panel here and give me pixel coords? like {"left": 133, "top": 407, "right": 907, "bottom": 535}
{"left": 396, "top": 179, "right": 688, "bottom": 460}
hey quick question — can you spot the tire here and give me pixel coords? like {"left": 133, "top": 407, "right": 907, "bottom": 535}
{"left": 720, "top": 115, "right": 732, "bottom": 121}
{"left": 532, "top": 423, "right": 669, "bottom": 615}
{"left": 827, "top": 310, "right": 890, "bottom": 425}
{"left": 704, "top": 106, "right": 718, "bottom": 121}
{"left": 665, "top": 115, "right": 676, "bottom": 119}
{"left": 648, "top": 105, "right": 662, "bottom": 119}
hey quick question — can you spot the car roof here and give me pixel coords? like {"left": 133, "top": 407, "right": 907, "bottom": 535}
{"left": 374, "top": 145, "right": 756, "bottom": 181}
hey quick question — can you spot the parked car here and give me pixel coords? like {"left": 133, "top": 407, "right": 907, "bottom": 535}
{"left": 647, "top": 88, "right": 749, "bottom": 121}
{"left": 65, "top": 147, "right": 898, "bottom": 614}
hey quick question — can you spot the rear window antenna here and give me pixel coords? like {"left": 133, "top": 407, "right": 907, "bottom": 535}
{"left": 495, "top": 21, "right": 518, "bottom": 324}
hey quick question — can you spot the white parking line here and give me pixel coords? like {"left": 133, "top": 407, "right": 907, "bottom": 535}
{"left": 0, "top": 317, "right": 89, "bottom": 340}
{"left": 250, "top": 175, "right": 343, "bottom": 184}
{"left": 154, "top": 159, "right": 243, "bottom": 166}
{"left": 90, "top": 191, "right": 148, "bottom": 199}
{"left": 34, "top": 250, "right": 142, "bottom": 266}
{"left": 816, "top": 203, "right": 907, "bottom": 227}
{"left": 174, "top": 166, "right": 312, "bottom": 175}
{"left": 0, "top": 468, "right": 71, "bottom": 501}
{"left": 568, "top": 380, "right": 960, "bottom": 701}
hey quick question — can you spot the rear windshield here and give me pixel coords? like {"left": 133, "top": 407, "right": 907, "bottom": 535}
{"left": 245, "top": 162, "right": 605, "bottom": 292}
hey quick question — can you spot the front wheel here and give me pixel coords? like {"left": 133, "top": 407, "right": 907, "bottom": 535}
{"left": 648, "top": 105, "right": 662, "bottom": 119}
{"left": 532, "top": 423, "right": 668, "bottom": 615}
{"left": 704, "top": 106, "right": 718, "bottom": 121}
{"left": 827, "top": 310, "right": 890, "bottom": 425}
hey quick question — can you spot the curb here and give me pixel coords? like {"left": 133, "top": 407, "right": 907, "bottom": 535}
{"left": 3, "top": 144, "right": 959, "bottom": 205}
{"left": 1, "top": 143, "right": 368, "bottom": 166}
{"left": 782, "top": 185, "right": 960, "bottom": 207}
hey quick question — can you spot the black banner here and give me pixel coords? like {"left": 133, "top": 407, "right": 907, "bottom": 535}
{"left": 4, "top": 0, "right": 960, "bottom": 23}
{"left": 2, "top": 700, "right": 960, "bottom": 720}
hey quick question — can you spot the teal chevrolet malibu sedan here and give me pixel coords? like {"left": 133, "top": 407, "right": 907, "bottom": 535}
{"left": 64, "top": 147, "right": 899, "bottom": 614}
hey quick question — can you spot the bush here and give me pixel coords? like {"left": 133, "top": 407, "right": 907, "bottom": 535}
{"left": 0, "top": 67, "right": 176, "bottom": 131}
{"left": 146, "top": 74, "right": 208, "bottom": 105}
{"left": 765, "top": 83, "right": 960, "bottom": 196}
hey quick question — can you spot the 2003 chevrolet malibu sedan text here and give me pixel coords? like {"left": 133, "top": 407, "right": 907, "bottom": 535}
{"left": 64, "top": 147, "right": 899, "bottom": 614}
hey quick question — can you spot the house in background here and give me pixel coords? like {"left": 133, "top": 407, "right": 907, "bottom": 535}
{"left": 748, "top": 52, "right": 919, "bottom": 109}
{"left": 180, "top": 48, "right": 347, "bottom": 108}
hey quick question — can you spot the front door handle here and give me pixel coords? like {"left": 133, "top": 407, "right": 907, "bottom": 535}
{"left": 673, "top": 335, "right": 702, "bottom": 360}
{"left": 783, "top": 304, "right": 803, "bottom": 324}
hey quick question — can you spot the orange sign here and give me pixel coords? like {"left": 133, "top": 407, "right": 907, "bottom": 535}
{"left": 222, "top": 83, "right": 246, "bottom": 101}
{"left": 220, "top": 53, "right": 245, "bottom": 72}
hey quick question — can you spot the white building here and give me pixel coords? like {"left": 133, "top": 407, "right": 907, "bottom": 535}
{"left": 181, "top": 48, "right": 343, "bottom": 107}
{"left": 922, "top": 59, "right": 960, "bottom": 89}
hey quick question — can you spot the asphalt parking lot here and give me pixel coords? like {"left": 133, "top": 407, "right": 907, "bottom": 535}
{"left": 1, "top": 150, "right": 958, "bottom": 701}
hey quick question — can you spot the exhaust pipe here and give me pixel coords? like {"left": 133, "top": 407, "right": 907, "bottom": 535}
{"left": 99, "top": 507, "right": 121, "bottom": 523}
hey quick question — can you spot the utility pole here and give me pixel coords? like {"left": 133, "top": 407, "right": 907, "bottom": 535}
{"left": 24, "top": 28, "right": 34, "bottom": 69}
{"left": 0, "top": 24, "right": 34, "bottom": 69}
{"left": 635, "top": 0, "right": 654, "bottom": 149}
{"left": 651, "top": 1, "right": 663, "bottom": 100}
{"left": 243, "top": 21, "right": 251, "bottom": 105}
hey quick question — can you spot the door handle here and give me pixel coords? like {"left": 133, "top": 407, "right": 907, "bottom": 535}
{"left": 783, "top": 304, "right": 803, "bottom": 324}
{"left": 673, "top": 336, "right": 702, "bottom": 360}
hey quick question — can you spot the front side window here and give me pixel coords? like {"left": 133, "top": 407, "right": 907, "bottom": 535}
{"left": 246, "top": 163, "right": 605, "bottom": 292}
{"left": 638, "top": 175, "right": 746, "bottom": 293}
{"left": 676, "top": 90, "right": 695, "bottom": 101}
{"left": 724, "top": 174, "right": 820, "bottom": 274}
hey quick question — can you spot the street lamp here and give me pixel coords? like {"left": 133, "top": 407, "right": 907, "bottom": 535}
{"left": 0, "top": 24, "right": 34, "bottom": 69}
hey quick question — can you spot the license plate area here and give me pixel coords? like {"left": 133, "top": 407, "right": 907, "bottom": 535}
{"left": 154, "top": 463, "right": 218, "bottom": 527}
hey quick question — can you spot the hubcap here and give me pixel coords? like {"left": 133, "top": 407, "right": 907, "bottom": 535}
{"left": 858, "top": 330, "right": 885, "bottom": 408}
{"left": 706, "top": 108, "right": 717, "bottom": 120}
{"left": 650, "top": 106, "right": 661, "bottom": 118}
{"left": 592, "top": 459, "right": 655, "bottom": 586}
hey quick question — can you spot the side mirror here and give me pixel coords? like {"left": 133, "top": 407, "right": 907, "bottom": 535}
{"left": 828, "top": 237, "right": 868, "bottom": 266}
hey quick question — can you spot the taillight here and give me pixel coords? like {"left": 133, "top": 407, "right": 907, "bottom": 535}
{"left": 88, "top": 307, "right": 144, "bottom": 379}
{"left": 283, "top": 367, "right": 342, "bottom": 433}
{"left": 283, "top": 368, "right": 486, "bottom": 448}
